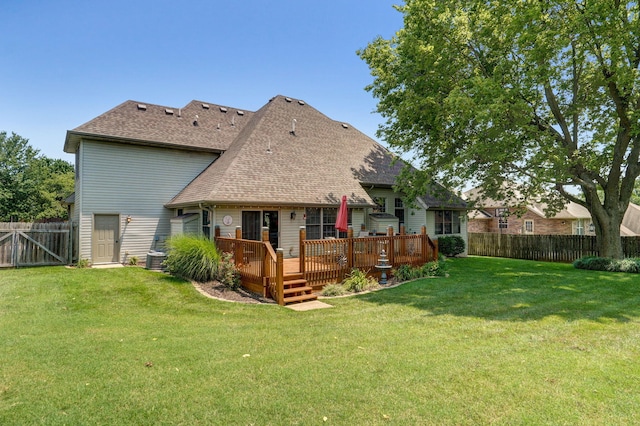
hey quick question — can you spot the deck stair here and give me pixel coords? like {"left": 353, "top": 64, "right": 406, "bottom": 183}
{"left": 282, "top": 273, "right": 317, "bottom": 305}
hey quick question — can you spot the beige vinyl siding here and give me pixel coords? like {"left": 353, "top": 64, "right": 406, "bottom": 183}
{"left": 77, "top": 140, "right": 217, "bottom": 262}
{"left": 406, "top": 207, "right": 426, "bottom": 235}
{"left": 351, "top": 209, "right": 365, "bottom": 234}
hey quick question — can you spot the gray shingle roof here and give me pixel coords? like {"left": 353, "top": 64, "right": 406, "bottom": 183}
{"left": 64, "top": 100, "right": 253, "bottom": 153}
{"left": 167, "top": 95, "right": 383, "bottom": 207}
{"left": 64, "top": 94, "right": 465, "bottom": 209}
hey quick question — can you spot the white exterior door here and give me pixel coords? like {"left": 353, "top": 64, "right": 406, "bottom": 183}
{"left": 93, "top": 214, "right": 119, "bottom": 263}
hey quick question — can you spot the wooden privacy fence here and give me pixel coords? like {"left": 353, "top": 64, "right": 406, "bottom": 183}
{"left": 468, "top": 233, "right": 640, "bottom": 262}
{"left": 0, "top": 222, "right": 72, "bottom": 268}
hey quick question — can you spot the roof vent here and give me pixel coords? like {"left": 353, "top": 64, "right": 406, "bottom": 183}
{"left": 165, "top": 108, "right": 174, "bottom": 115}
{"left": 298, "top": 100, "right": 305, "bottom": 106}
{"left": 231, "top": 116, "right": 235, "bottom": 127}
{"left": 193, "top": 114, "right": 199, "bottom": 126}
{"left": 137, "top": 104, "right": 147, "bottom": 111}
{"left": 290, "top": 119, "right": 297, "bottom": 136}
{"left": 237, "top": 110, "right": 244, "bottom": 116}
{"left": 342, "top": 123, "right": 349, "bottom": 129}
{"left": 219, "top": 107, "right": 228, "bottom": 113}
{"left": 285, "top": 97, "right": 292, "bottom": 103}
{"left": 217, "top": 123, "right": 221, "bottom": 130}
{"left": 202, "top": 103, "right": 210, "bottom": 109}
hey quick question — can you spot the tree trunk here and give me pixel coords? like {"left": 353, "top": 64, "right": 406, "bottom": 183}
{"left": 596, "top": 217, "right": 624, "bottom": 259}
{"left": 583, "top": 187, "right": 626, "bottom": 259}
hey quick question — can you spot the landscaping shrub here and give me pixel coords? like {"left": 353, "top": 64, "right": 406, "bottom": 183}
{"left": 393, "top": 264, "right": 421, "bottom": 281}
{"left": 216, "top": 252, "right": 241, "bottom": 289}
{"left": 321, "top": 283, "right": 348, "bottom": 297}
{"left": 163, "top": 234, "right": 221, "bottom": 282}
{"left": 76, "top": 258, "right": 91, "bottom": 268}
{"left": 438, "top": 235, "right": 466, "bottom": 257}
{"left": 420, "top": 260, "right": 447, "bottom": 277}
{"left": 342, "top": 268, "right": 379, "bottom": 293}
{"left": 392, "top": 259, "right": 447, "bottom": 281}
{"left": 573, "top": 256, "right": 640, "bottom": 273}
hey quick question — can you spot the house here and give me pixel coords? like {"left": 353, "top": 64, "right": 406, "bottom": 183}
{"left": 465, "top": 186, "right": 640, "bottom": 236}
{"left": 64, "top": 95, "right": 467, "bottom": 265}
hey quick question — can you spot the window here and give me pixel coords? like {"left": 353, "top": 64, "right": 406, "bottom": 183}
{"left": 496, "top": 208, "right": 508, "bottom": 229}
{"left": 575, "top": 219, "right": 585, "bottom": 235}
{"left": 305, "top": 207, "right": 352, "bottom": 239}
{"left": 435, "top": 210, "right": 461, "bottom": 235}
{"left": 202, "top": 210, "right": 211, "bottom": 239}
{"left": 524, "top": 220, "right": 534, "bottom": 234}
{"left": 305, "top": 208, "right": 321, "bottom": 240}
{"left": 394, "top": 198, "right": 405, "bottom": 225}
{"left": 322, "top": 208, "right": 337, "bottom": 239}
{"left": 373, "top": 197, "right": 386, "bottom": 213}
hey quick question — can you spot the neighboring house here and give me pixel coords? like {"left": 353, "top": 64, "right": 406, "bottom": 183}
{"left": 465, "top": 186, "right": 640, "bottom": 236}
{"left": 64, "top": 95, "right": 467, "bottom": 265}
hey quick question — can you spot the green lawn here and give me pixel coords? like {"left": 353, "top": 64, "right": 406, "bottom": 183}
{"left": 1, "top": 257, "right": 639, "bottom": 425}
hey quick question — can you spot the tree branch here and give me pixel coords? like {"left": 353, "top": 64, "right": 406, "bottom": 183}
{"left": 544, "top": 82, "right": 573, "bottom": 148}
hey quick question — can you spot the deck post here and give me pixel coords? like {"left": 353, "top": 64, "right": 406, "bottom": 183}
{"left": 420, "top": 225, "right": 428, "bottom": 263}
{"left": 387, "top": 226, "right": 395, "bottom": 265}
{"left": 399, "top": 223, "right": 406, "bottom": 257}
{"left": 433, "top": 238, "right": 439, "bottom": 261}
{"left": 347, "top": 226, "right": 354, "bottom": 269}
{"left": 262, "top": 226, "right": 269, "bottom": 242}
{"left": 235, "top": 226, "right": 243, "bottom": 265}
{"left": 214, "top": 225, "right": 221, "bottom": 238}
{"left": 299, "top": 226, "right": 306, "bottom": 273}
{"left": 262, "top": 227, "right": 271, "bottom": 298}
{"left": 276, "top": 248, "right": 285, "bottom": 306}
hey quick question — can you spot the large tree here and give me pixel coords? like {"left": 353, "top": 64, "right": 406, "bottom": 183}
{"left": 359, "top": 1, "right": 640, "bottom": 258}
{"left": 0, "top": 131, "right": 74, "bottom": 221}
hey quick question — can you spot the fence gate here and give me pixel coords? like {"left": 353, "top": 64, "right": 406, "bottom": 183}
{"left": 0, "top": 222, "right": 71, "bottom": 268}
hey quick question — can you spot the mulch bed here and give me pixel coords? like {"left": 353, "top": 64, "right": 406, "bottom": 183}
{"left": 193, "top": 280, "right": 275, "bottom": 304}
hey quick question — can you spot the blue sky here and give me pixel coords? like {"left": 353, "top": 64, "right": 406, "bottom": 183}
{"left": 1, "top": 1, "right": 403, "bottom": 161}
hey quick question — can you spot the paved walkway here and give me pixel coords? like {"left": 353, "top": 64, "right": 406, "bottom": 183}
{"left": 286, "top": 300, "right": 333, "bottom": 311}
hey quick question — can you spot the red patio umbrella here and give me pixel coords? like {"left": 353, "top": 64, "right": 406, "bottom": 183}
{"left": 335, "top": 195, "right": 349, "bottom": 234}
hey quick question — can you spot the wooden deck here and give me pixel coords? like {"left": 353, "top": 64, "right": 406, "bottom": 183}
{"left": 215, "top": 226, "right": 438, "bottom": 305}
{"left": 284, "top": 257, "right": 300, "bottom": 275}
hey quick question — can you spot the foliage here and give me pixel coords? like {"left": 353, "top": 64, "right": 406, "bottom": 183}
{"left": 393, "top": 259, "right": 447, "bottom": 281}
{"left": 0, "top": 131, "right": 74, "bottom": 221}
{"left": 216, "top": 252, "right": 240, "bottom": 289}
{"left": 76, "top": 258, "right": 90, "bottom": 268}
{"left": 163, "top": 234, "right": 221, "bottom": 282}
{"left": 359, "top": 1, "right": 640, "bottom": 258}
{"left": 128, "top": 256, "right": 139, "bottom": 266}
{"left": 438, "top": 235, "right": 466, "bottom": 257}
{"left": 320, "top": 283, "right": 348, "bottom": 297}
{"left": 573, "top": 256, "right": 640, "bottom": 273}
{"left": 341, "top": 268, "right": 379, "bottom": 293}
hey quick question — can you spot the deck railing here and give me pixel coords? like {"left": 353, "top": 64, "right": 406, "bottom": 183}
{"left": 300, "top": 225, "right": 437, "bottom": 288}
{"left": 216, "top": 225, "right": 437, "bottom": 303}
{"left": 215, "top": 226, "right": 283, "bottom": 302}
